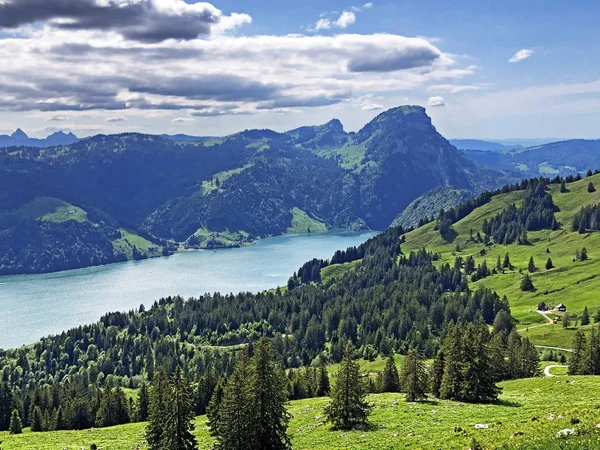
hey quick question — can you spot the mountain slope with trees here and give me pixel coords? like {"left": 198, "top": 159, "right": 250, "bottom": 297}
{"left": 400, "top": 171, "right": 600, "bottom": 349}
{"left": 0, "top": 106, "right": 512, "bottom": 274}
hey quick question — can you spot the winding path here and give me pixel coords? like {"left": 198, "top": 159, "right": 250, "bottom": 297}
{"left": 544, "top": 364, "right": 568, "bottom": 377}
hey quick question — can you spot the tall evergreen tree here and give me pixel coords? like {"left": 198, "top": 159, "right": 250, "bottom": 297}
{"left": 317, "top": 359, "right": 331, "bottom": 397}
{"left": 325, "top": 343, "right": 371, "bottom": 429}
{"left": 134, "top": 381, "right": 150, "bottom": 422}
{"left": 581, "top": 307, "right": 591, "bottom": 326}
{"left": 431, "top": 350, "right": 445, "bottom": 398}
{"left": 146, "top": 368, "right": 170, "bottom": 449}
{"left": 520, "top": 274, "right": 535, "bottom": 292}
{"left": 381, "top": 355, "right": 401, "bottom": 393}
{"left": 248, "top": 337, "right": 291, "bottom": 450}
{"left": 400, "top": 348, "right": 427, "bottom": 402}
{"left": 569, "top": 331, "right": 587, "bottom": 375}
{"left": 9, "top": 410, "right": 22, "bottom": 435}
{"left": 211, "top": 352, "right": 253, "bottom": 450}
{"left": 163, "top": 367, "right": 198, "bottom": 450}
{"left": 528, "top": 256, "right": 536, "bottom": 272}
{"left": 0, "top": 383, "right": 13, "bottom": 432}
{"left": 31, "top": 406, "right": 43, "bottom": 432}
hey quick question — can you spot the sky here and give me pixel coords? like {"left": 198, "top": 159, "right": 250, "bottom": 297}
{"left": 0, "top": 0, "right": 599, "bottom": 140}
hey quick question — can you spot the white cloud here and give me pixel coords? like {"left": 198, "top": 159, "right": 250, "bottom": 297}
{"left": 315, "top": 19, "right": 331, "bottom": 30}
{"left": 364, "top": 2, "right": 374, "bottom": 8}
{"left": 508, "top": 48, "right": 534, "bottom": 63}
{"left": 428, "top": 96, "right": 446, "bottom": 107}
{"left": 47, "top": 115, "right": 69, "bottom": 121}
{"left": 429, "top": 84, "right": 489, "bottom": 94}
{"left": 106, "top": 116, "right": 127, "bottom": 122}
{"left": 334, "top": 11, "right": 356, "bottom": 28}
{"left": 172, "top": 117, "right": 194, "bottom": 123}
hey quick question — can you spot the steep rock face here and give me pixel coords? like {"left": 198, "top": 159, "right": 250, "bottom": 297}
{"left": 355, "top": 106, "right": 492, "bottom": 229}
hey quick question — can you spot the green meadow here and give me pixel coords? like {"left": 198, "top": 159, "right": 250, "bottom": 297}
{"left": 2, "top": 376, "right": 599, "bottom": 449}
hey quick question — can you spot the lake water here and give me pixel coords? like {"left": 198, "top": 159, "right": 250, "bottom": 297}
{"left": 0, "top": 230, "right": 377, "bottom": 349}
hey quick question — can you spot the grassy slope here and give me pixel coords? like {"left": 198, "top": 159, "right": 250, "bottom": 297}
{"left": 287, "top": 208, "right": 328, "bottom": 234}
{"left": 14, "top": 196, "right": 87, "bottom": 223}
{"left": 399, "top": 173, "right": 600, "bottom": 347}
{"left": 2, "top": 377, "right": 600, "bottom": 449}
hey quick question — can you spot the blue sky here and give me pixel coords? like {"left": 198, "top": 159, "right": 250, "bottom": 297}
{"left": 0, "top": 0, "right": 599, "bottom": 140}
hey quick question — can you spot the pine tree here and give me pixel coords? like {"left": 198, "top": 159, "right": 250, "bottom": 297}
{"left": 163, "top": 367, "right": 198, "bottom": 450}
{"left": 31, "top": 406, "right": 43, "bottom": 432}
{"left": 502, "top": 252, "right": 511, "bottom": 269}
{"left": 563, "top": 312, "right": 571, "bottom": 330}
{"left": 134, "top": 381, "right": 150, "bottom": 422}
{"left": 581, "top": 307, "right": 590, "bottom": 326}
{"left": 317, "top": 359, "right": 331, "bottom": 396}
{"left": 9, "top": 410, "right": 22, "bottom": 435}
{"left": 431, "top": 350, "right": 445, "bottom": 398}
{"left": 53, "top": 406, "right": 65, "bottom": 431}
{"left": 528, "top": 256, "right": 536, "bottom": 272}
{"left": 211, "top": 351, "right": 252, "bottom": 450}
{"left": 546, "top": 258, "right": 554, "bottom": 270}
{"left": 248, "top": 337, "right": 291, "bottom": 450}
{"left": 569, "top": 331, "right": 587, "bottom": 375}
{"left": 594, "top": 308, "right": 600, "bottom": 324}
{"left": 206, "top": 376, "right": 225, "bottom": 438}
{"left": 560, "top": 179, "right": 567, "bottom": 193}
{"left": 146, "top": 368, "right": 170, "bottom": 449}
{"left": 381, "top": 355, "right": 401, "bottom": 393}
{"left": 0, "top": 383, "right": 13, "bottom": 432}
{"left": 325, "top": 343, "right": 371, "bottom": 430}
{"left": 520, "top": 274, "right": 535, "bottom": 292}
{"left": 588, "top": 182, "right": 596, "bottom": 193}
{"left": 581, "top": 247, "right": 589, "bottom": 261}
{"left": 400, "top": 348, "right": 427, "bottom": 402}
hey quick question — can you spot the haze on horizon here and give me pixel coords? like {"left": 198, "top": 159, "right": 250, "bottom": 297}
{"left": 0, "top": 0, "right": 599, "bottom": 140}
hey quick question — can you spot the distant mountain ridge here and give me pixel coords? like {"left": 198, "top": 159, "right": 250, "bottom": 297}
{"left": 0, "top": 129, "right": 79, "bottom": 148}
{"left": 463, "top": 139, "right": 600, "bottom": 177}
{"left": 450, "top": 139, "right": 523, "bottom": 152}
{"left": 0, "top": 106, "right": 513, "bottom": 275}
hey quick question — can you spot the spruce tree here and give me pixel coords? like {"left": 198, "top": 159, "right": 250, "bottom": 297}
{"left": 562, "top": 312, "right": 571, "bottom": 330}
{"left": 381, "top": 354, "right": 401, "bottom": 393}
{"left": 211, "top": 351, "right": 253, "bottom": 450}
{"left": 588, "top": 182, "right": 596, "bottom": 193}
{"left": 528, "top": 256, "right": 536, "bottom": 273}
{"left": 9, "top": 410, "right": 22, "bottom": 435}
{"left": 163, "top": 367, "right": 198, "bottom": 450}
{"left": 400, "top": 348, "right": 427, "bottom": 402}
{"left": 546, "top": 258, "right": 554, "bottom": 270}
{"left": 146, "top": 368, "right": 170, "bottom": 449}
{"left": 581, "top": 247, "right": 589, "bottom": 261}
{"left": 594, "top": 308, "right": 600, "bottom": 324}
{"left": 569, "top": 331, "right": 587, "bottom": 375}
{"left": 31, "top": 406, "right": 43, "bottom": 432}
{"left": 206, "top": 376, "right": 226, "bottom": 438}
{"left": 431, "top": 350, "right": 445, "bottom": 398}
{"left": 248, "top": 337, "right": 291, "bottom": 450}
{"left": 317, "top": 359, "right": 331, "bottom": 396}
{"left": 325, "top": 343, "right": 371, "bottom": 429}
{"left": 502, "top": 252, "right": 511, "bottom": 269}
{"left": 560, "top": 179, "right": 567, "bottom": 193}
{"left": 135, "top": 381, "right": 150, "bottom": 422}
{"left": 520, "top": 274, "right": 535, "bottom": 292}
{"left": 581, "top": 307, "right": 590, "bottom": 326}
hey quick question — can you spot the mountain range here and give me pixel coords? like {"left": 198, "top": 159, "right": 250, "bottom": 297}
{"left": 0, "top": 129, "right": 80, "bottom": 148}
{"left": 0, "top": 105, "right": 513, "bottom": 275}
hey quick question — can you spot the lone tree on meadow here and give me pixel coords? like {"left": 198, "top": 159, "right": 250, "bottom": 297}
{"left": 546, "top": 258, "right": 554, "bottom": 270}
{"left": 400, "top": 348, "right": 428, "bottom": 402}
{"left": 380, "top": 354, "right": 401, "bottom": 393}
{"left": 588, "top": 182, "right": 596, "bottom": 193}
{"left": 581, "top": 306, "right": 590, "bottom": 326}
{"left": 520, "top": 274, "right": 535, "bottom": 292}
{"left": 528, "top": 256, "right": 536, "bottom": 273}
{"left": 325, "top": 343, "right": 371, "bottom": 429}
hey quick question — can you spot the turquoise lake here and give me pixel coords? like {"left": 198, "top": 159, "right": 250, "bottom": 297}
{"left": 0, "top": 230, "right": 377, "bottom": 349}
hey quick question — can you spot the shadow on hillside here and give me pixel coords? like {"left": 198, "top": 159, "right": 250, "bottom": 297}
{"left": 492, "top": 399, "right": 522, "bottom": 408}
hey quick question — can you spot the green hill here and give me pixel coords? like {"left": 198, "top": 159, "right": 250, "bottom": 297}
{"left": 400, "top": 172, "right": 600, "bottom": 348}
{"left": 1, "top": 376, "right": 599, "bottom": 449}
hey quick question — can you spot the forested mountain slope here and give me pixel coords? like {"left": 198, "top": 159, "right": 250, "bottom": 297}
{"left": 399, "top": 171, "right": 600, "bottom": 348}
{"left": 0, "top": 106, "right": 511, "bottom": 274}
